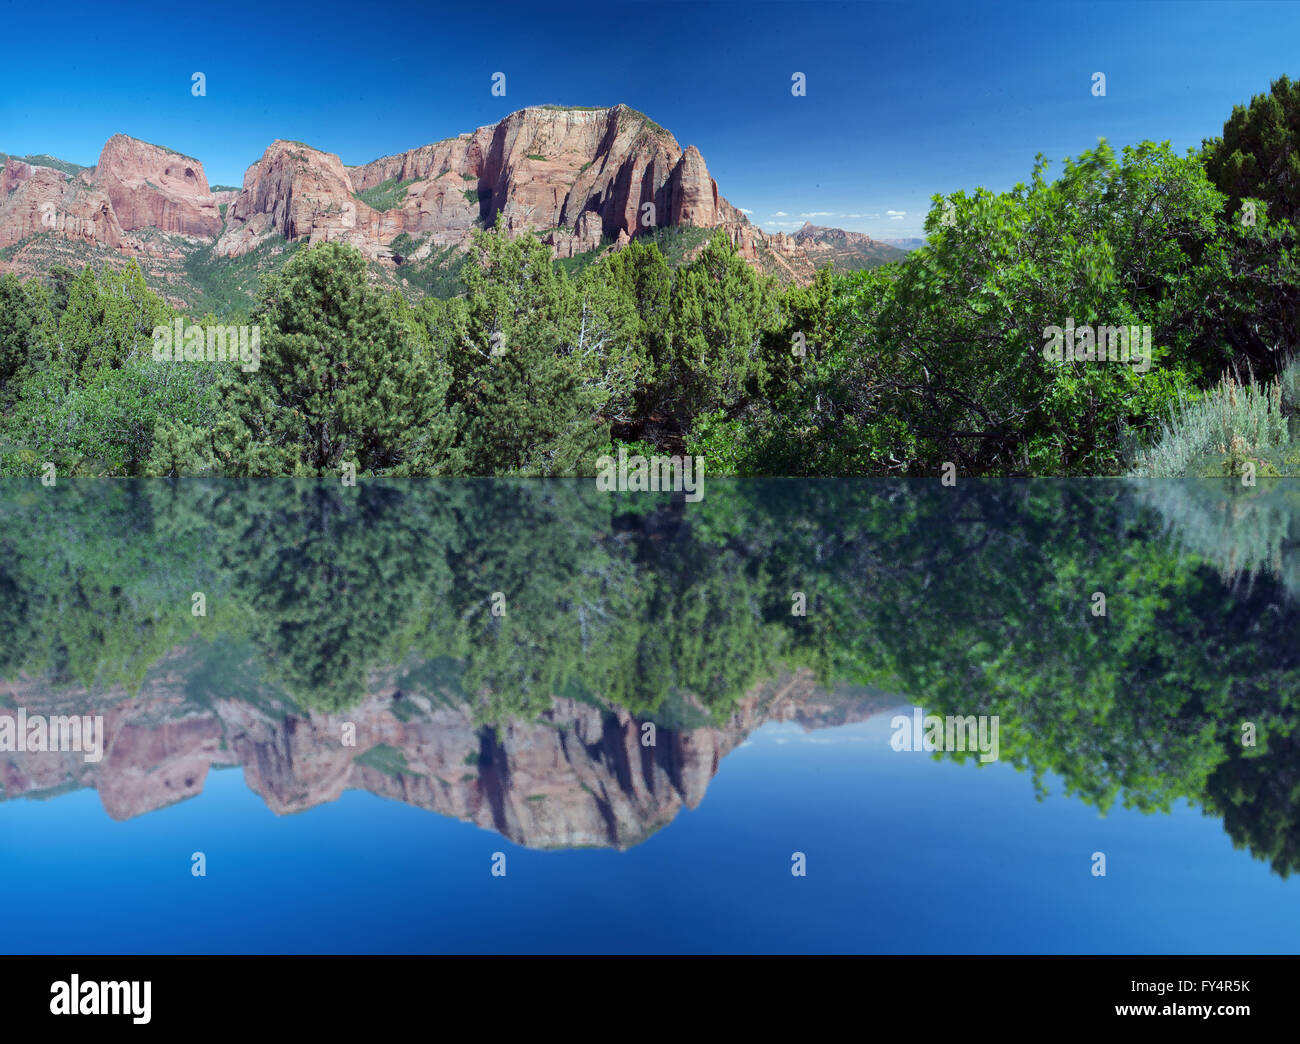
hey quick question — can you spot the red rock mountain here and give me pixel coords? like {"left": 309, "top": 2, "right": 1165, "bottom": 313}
{"left": 0, "top": 158, "right": 124, "bottom": 249}
{"left": 1, "top": 108, "right": 864, "bottom": 285}
{"left": 792, "top": 221, "right": 909, "bottom": 269}
{"left": 89, "top": 134, "right": 223, "bottom": 237}
{"left": 215, "top": 105, "right": 778, "bottom": 268}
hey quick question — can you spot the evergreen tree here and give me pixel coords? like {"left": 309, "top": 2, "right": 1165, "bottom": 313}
{"left": 453, "top": 216, "right": 607, "bottom": 474}
{"left": 664, "top": 229, "right": 777, "bottom": 426}
{"left": 55, "top": 262, "right": 170, "bottom": 376}
{"left": 168, "top": 242, "right": 460, "bottom": 477}
{"left": 0, "top": 273, "right": 42, "bottom": 394}
{"left": 1203, "top": 74, "right": 1300, "bottom": 226}
{"left": 583, "top": 238, "right": 671, "bottom": 422}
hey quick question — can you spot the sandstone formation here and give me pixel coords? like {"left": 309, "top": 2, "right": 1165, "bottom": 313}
{"left": 0, "top": 159, "right": 124, "bottom": 250}
{"left": 215, "top": 139, "right": 402, "bottom": 258}
{"left": 791, "top": 221, "right": 909, "bottom": 270}
{"left": 2, "top": 107, "right": 868, "bottom": 285}
{"left": 218, "top": 105, "right": 768, "bottom": 266}
{"left": 85, "top": 134, "right": 223, "bottom": 237}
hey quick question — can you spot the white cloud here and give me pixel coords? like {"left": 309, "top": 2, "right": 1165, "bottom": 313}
{"left": 799, "top": 211, "right": 832, "bottom": 218}
{"left": 738, "top": 208, "right": 752, "bottom": 214}
{"left": 887, "top": 209, "right": 907, "bottom": 221}
{"left": 771, "top": 210, "right": 788, "bottom": 217}
{"left": 842, "top": 213, "right": 879, "bottom": 219}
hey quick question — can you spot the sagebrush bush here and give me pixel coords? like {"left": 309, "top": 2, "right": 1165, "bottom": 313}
{"left": 1131, "top": 361, "right": 1298, "bottom": 477}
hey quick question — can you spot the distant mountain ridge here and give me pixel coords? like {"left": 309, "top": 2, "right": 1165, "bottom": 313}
{"left": 792, "top": 221, "right": 910, "bottom": 269}
{"left": 1, "top": 106, "right": 907, "bottom": 308}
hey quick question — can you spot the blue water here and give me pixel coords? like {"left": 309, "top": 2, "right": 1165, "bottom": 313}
{"left": 3, "top": 709, "right": 1293, "bottom": 954}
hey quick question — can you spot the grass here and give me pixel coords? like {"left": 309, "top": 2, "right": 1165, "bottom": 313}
{"left": 579, "top": 161, "right": 593, "bottom": 174}
{"left": 211, "top": 184, "right": 241, "bottom": 193}
{"left": 526, "top": 154, "right": 546, "bottom": 162}
{"left": 463, "top": 189, "right": 480, "bottom": 205}
{"left": 0, "top": 234, "right": 38, "bottom": 262}
{"left": 1130, "top": 360, "right": 1300, "bottom": 477}
{"left": 1132, "top": 480, "right": 1300, "bottom": 600}
{"left": 616, "top": 105, "right": 669, "bottom": 138}
{"left": 355, "top": 177, "right": 418, "bottom": 212}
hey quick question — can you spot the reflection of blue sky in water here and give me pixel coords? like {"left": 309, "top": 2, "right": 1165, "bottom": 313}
{"left": 3, "top": 708, "right": 1296, "bottom": 954}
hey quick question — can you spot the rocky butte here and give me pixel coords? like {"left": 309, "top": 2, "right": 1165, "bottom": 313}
{"left": 2, "top": 106, "right": 906, "bottom": 291}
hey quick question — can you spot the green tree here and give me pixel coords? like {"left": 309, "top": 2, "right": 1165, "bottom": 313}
{"left": 0, "top": 273, "right": 45, "bottom": 395}
{"left": 54, "top": 262, "right": 171, "bottom": 376}
{"left": 1196, "top": 76, "right": 1300, "bottom": 379}
{"left": 819, "top": 141, "right": 1217, "bottom": 474}
{"left": 572, "top": 239, "right": 670, "bottom": 425}
{"left": 663, "top": 229, "right": 777, "bottom": 427}
{"left": 1202, "top": 74, "right": 1300, "bottom": 227}
{"left": 452, "top": 217, "right": 607, "bottom": 474}
{"left": 162, "top": 242, "right": 460, "bottom": 476}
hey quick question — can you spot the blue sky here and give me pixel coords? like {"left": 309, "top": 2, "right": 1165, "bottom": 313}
{"left": 1, "top": 0, "right": 1297, "bottom": 238}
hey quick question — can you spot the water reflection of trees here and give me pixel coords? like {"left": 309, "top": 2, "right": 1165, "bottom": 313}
{"left": 0, "top": 478, "right": 1296, "bottom": 876}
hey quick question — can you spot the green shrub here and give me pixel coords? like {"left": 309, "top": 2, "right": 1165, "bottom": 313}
{"left": 1130, "top": 364, "right": 1298, "bottom": 476}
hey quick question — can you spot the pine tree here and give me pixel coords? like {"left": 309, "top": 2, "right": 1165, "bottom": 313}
{"left": 664, "top": 229, "right": 777, "bottom": 426}
{"left": 0, "top": 273, "right": 44, "bottom": 394}
{"left": 453, "top": 216, "right": 607, "bottom": 474}
{"left": 1203, "top": 74, "right": 1300, "bottom": 226}
{"left": 192, "top": 242, "right": 460, "bottom": 476}
{"left": 584, "top": 238, "right": 671, "bottom": 422}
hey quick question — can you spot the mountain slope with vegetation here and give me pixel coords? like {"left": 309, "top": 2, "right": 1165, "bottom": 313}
{"left": 1, "top": 77, "right": 1297, "bottom": 477}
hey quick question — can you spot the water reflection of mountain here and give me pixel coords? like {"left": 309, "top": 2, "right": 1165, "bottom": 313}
{"left": 0, "top": 478, "right": 1297, "bottom": 870}
{"left": 1, "top": 664, "right": 893, "bottom": 848}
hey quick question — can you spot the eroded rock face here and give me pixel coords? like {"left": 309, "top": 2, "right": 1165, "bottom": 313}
{"left": 215, "top": 140, "right": 402, "bottom": 258}
{"left": 669, "top": 145, "right": 720, "bottom": 227}
{"left": 220, "top": 106, "right": 820, "bottom": 278}
{"left": 2, "top": 106, "right": 827, "bottom": 282}
{"left": 0, "top": 160, "right": 124, "bottom": 249}
{"left": 87, "top": 135, "right": 223, "bottom": 237}
{"left": 0, "top": 135, "right": 223, "bottom": 251}
{"left": 0, "top": 667, "right": 893, "bottom": 848}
